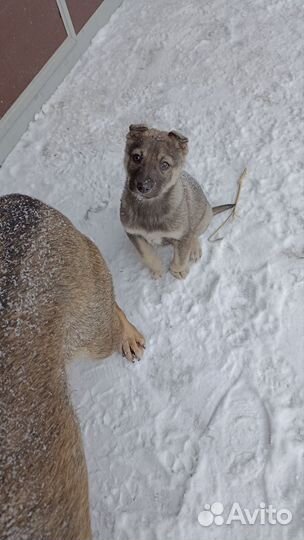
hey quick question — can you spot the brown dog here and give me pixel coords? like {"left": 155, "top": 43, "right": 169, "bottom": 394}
{"left": 0, "top": 194, "right": 145, "bottom": 540}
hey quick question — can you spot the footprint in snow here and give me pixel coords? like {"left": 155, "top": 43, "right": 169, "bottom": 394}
{"left": 216, "top": 382, "right": 270, "bottom": 484}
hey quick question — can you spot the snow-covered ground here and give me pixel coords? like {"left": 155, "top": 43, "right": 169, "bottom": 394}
{"left": 1, "top": 0, "right": 304, "bottom": 538}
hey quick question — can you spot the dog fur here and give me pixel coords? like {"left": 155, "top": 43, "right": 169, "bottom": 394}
{"left": 0, "top": 194, "right": 145, "bottom": 540}
{"left": 120, "top": 125, "right": 234, "bottom": 279}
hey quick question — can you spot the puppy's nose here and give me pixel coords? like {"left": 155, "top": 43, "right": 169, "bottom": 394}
{"left": 136, "top": 177, "right": 154, "bottom": 194}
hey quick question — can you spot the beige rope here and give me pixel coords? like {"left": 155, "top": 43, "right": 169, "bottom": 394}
{"left": 208, "top": 168, "right": 247, "bottom": 243}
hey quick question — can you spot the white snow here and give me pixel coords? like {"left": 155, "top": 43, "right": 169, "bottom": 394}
{"left": 1, "top": 0, "right": 304, "bottom": 538}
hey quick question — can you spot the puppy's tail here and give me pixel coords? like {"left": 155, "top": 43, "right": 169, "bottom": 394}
{"left": 212, "top": 203, "right": 235, "bottom": 216}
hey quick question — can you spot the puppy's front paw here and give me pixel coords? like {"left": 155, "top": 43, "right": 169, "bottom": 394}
{"left": 170, "top": 264, "right": 189, "bottom": 280}
{"left": 151, "top": 268, "right": 164, "bottom": 280}
{"left": 121, "top": 324, "right": 145, "bottom": 362}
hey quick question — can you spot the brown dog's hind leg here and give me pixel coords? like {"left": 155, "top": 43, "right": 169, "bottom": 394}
{"left": 115, "top": 303, "right": 145, "bottom": 362}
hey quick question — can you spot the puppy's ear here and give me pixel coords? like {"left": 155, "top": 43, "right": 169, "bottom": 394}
{"left": 127, "top": 124, "right": 149, "bottom": 139}
{"left": 168, "top": 130, "right": 189, "bottom": 153}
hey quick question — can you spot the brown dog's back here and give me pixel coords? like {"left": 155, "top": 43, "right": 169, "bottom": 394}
{"left": 0, "top": 194, "right": 123, "bottom": 539}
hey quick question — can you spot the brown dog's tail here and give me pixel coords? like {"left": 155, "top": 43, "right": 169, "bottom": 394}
{"left": 212, "top": 203, "right": 235, "bottom": 216}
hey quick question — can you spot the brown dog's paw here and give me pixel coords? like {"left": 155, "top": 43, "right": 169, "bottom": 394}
{"left": 121, "top": 324, "right": 145, "bottom": 362}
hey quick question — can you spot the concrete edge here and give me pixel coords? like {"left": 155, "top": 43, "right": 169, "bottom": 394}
{"left": 0, "top": 0, "right": 123, "bottom": 165}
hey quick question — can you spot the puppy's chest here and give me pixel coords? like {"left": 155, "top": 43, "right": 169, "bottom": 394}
{"left": 125, "top": 225, "right": 183, "bottom": 245}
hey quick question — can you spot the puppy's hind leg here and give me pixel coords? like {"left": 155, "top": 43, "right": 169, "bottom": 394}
{"left": 195, "top": 204, "right": 213, "bottom": 236}
{"left": 170, "top": 237, "right": 192, "bottom": 279}
{"left": 190, "top": 236, "right": 202, "bottom": 262}
{"left": 190, "top": 205, "right": 213, "bottom": 264}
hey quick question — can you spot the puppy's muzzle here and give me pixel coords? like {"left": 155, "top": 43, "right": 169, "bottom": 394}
{"left": 136, "top": 177, "right": 154, "bottom": 194}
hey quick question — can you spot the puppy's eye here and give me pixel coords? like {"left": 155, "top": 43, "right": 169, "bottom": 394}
{"left": 160, "top": 161, "right": 170, "bottom": 171}
{"left": 132, "top": 153, "right": 142, "bottom": 163}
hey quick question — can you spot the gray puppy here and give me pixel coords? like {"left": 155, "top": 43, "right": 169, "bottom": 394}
{"left": 120, "top": 125, "right": 234, "bottom": 279}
